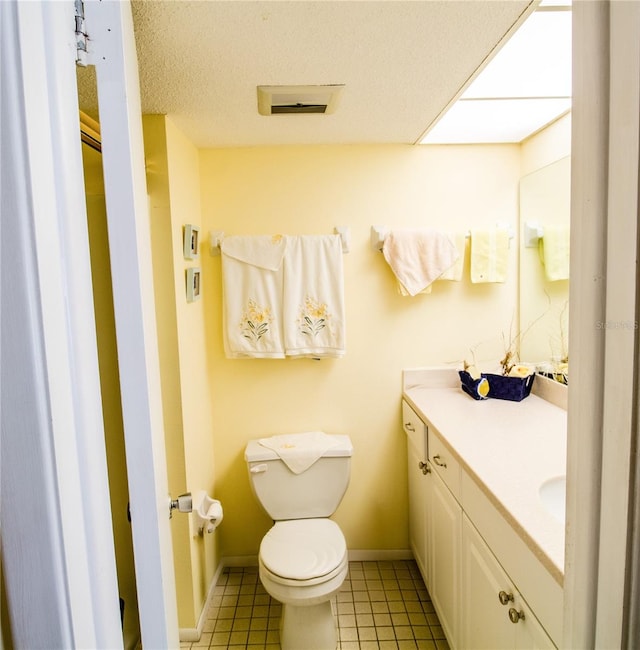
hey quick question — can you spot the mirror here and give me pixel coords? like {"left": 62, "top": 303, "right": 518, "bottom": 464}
{"left": 518, "top": 156, "right": 570, "bottom": 371}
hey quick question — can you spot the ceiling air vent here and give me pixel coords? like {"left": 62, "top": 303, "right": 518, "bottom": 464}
{"left": 257, "top": 84, "right": 345, "bottom": 116}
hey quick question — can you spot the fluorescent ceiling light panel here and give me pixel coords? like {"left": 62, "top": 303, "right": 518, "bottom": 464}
{"left": 420, "top": 8, "right": 571, "bottom": 144}
{"left": 539, "top": 0, "right": 572, "bottom": 6}
{"left": 422, "top": 98, "right": 571, "bottom": 144}
{"left": 461, "top": 12, "right": 571, "bottom": 100}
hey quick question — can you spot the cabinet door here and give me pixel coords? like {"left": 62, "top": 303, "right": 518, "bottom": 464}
{"left": 407, "top": 434, "right": 429, "bottom": 587}
{"left": 514, "top": 600, "right": 556, "bottom": 650}
{"left": 461, "top": 515, "right": 514, "bottom": 649}
{"left": 429, "top": 468, "right": 461, "bottom": 649}
{"left": 461, "top": 515, "right": 557, "bottom": 650}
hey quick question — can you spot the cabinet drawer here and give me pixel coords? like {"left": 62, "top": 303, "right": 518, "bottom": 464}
{"left": 402, "top": 400, "right": 427, "bottom": 458}
{"left": 429, "top": 428, "right": 461, "bottom": 501}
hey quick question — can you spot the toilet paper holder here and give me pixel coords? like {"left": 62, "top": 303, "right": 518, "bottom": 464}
{"left": 192, "top": 490, "right": 224, "bottom": 535}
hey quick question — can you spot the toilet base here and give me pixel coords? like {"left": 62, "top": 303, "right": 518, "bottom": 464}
{"left": 280, "top": 600, "right": 337, "bottom": 650}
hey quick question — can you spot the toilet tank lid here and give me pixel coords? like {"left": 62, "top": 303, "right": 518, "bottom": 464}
{"left": 244, "top": 433, "right": 353, "bottom": 463}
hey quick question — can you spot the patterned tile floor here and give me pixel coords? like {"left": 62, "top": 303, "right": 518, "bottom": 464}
{"left": 180, "top": 559, "right": 450, "bottom": 650}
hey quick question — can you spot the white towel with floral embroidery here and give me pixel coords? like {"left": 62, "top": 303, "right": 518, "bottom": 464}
{"left": 283, "top": 235, "right": 346, "bottom": 358}
{"left": 221, "top": 236, "right": 286, "bottom": 358}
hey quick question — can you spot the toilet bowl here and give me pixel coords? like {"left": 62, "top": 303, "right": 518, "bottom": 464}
{"left": 260, "top": 519, "right": 348, "bottom": 649}
{"left": 245, "top": 433, "right": 353, "bottom": 650}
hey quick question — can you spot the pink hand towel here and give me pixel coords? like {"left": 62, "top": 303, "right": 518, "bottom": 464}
{"left": 382, "top": 229, "right": 459, "bottom": 296}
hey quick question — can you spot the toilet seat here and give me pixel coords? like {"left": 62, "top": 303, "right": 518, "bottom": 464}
{"left": 260, "top": 519, "right": 347, "bottom": 586}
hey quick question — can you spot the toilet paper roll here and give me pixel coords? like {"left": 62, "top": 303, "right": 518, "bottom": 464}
{"left": 204, "top": 501, "right": 223, "bottom": 534}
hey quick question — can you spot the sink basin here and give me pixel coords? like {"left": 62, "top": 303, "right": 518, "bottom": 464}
{"left": 539, "top": 476, "right": 566, "bottom": 523}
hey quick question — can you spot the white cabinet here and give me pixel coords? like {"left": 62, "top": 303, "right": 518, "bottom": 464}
{"left": 403, "top": 401, "right": 430, "bottom": 586}
{"left": 462, "top": 471, "right": 563, "bottom": 646}
{"left": 461, "top": 515, "right": 555, "bottom": 650}
{"left": 429, "top": 467, "right": 462, "bottom": 649}
{"left": 402, "top": 398, "right": 560, "bottom": 650}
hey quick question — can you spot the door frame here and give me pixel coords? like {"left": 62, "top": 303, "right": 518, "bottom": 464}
{"left": 1, "top": 1, "right": 123, "bottom": 647}
{"left": 83, "top": 1, "right": 179, "bottom": 646}
{"left": 1, "top": 1, "right": 178, "bottom": 647}
{"left": 564, "top": 2, "right": 640, "bottom": 648}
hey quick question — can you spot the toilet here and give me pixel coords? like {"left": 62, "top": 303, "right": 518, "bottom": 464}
{"left": 244, "top": 432, "right": 353, "bottom": 650}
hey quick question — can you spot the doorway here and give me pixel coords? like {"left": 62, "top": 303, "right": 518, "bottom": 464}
{"left": 80, "top": 111, "right": 141, "bottom": 650}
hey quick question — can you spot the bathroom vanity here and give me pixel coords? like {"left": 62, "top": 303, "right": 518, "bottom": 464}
{"left": 402, "top": 368, "right": 566, "bottom": 649}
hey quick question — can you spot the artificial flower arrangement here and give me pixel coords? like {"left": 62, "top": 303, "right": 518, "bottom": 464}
{"left": 460, "top": 299, "right": 570, "bottom": 400}
{"left": 459, "top": 325, "right": 537, "bottom": 402}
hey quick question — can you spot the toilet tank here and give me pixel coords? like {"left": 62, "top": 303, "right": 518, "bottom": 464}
{"left": 244, "top": 434, "right": 353, "bottom": 520}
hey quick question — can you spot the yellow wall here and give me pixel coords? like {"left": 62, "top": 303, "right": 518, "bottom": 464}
{"left": 521, "top": 113, "right": 571, "bottom": 176}
{"left": 165, "top": 118, "right": 219, "bottom": 607}
{"left": 143, "top": 116, "right": 218, "bottom": 629}
{"left": 198, "top": 144, "right": 521, "bottom": 556}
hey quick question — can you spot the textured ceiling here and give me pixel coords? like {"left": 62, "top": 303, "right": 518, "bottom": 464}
{"left": 79, "top": 0, "right": 536, "bottom": 148}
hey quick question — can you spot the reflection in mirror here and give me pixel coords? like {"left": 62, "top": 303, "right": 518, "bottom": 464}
{"left": 519, "top": 156, "right": 570, "bottom": 377}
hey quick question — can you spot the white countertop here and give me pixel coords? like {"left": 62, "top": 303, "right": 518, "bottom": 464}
{"left": 403, "top": 368, "right": 567, "bottom": 585}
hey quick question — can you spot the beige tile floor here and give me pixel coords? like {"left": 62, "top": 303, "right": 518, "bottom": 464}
{"left": 180, "top": 559, "right": 450, "bottom": 650}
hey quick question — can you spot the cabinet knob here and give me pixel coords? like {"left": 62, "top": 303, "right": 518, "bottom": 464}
{"left": 433, "top": 454, "right": 447, "bottom": 468}
{"left": 498, "top": 590, "right": 514, "bottom": 605}
{"left": 508, "top": 608, "right": 525, "bottom": 624}
{"left": 405, "top": 422, "right": 415, "bottom": 432}
{"left": 418, "top": 461, "right": 431, "bottom": 475}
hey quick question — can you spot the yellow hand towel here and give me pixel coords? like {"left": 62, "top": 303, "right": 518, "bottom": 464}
{"left": 538, "top": 225, "right": 570, "bottom": 281}
{"left": 470, "top": 228, "right": 509, "bottom": 283}
{"left": 438, "top": 232, "right": 466, "bottom": 281}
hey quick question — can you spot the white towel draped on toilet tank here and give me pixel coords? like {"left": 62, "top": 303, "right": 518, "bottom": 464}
{"left": 220, "top": 234, "right": 345, "bottom": 359}
{"left": 258, "top": 432, "right": 344, "bottom": 474}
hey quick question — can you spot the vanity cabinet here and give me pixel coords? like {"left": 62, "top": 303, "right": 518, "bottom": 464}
{"left": 461, "top": 515, "right": 555, "bottom": 649}
{"left": 402, "top": 398, "right": 560, "bottom": 649}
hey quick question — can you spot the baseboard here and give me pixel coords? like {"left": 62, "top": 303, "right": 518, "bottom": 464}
{"left": 347, "top": 549, "right": 414, "bottom": 562}
{"left": 178, "top": 560, "right": 226, "bottom": 642}
{"left": 223, "top": 554, "right": 258, "bottom": 567}
{"left": 178, "top": 549, "right": 414, "bottom": 641}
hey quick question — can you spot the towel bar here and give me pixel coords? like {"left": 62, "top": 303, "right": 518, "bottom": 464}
{"left": 370, "top": 224, "right": 515, "bottom": 252}
{"left": 209, "top": 227, "right": 351, "bottom": 256}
